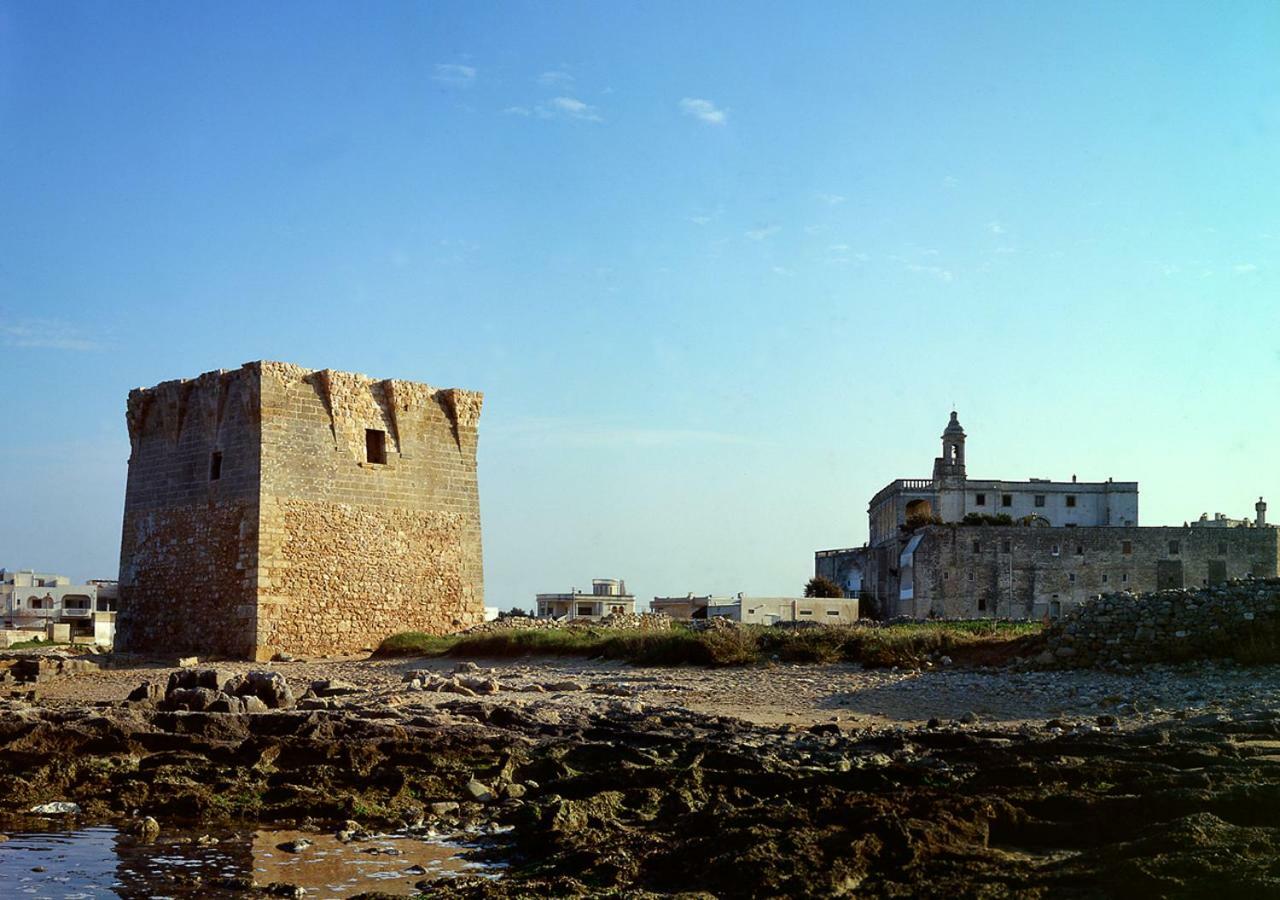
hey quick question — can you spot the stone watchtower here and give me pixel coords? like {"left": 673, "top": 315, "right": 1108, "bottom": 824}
{"left": 932, "top": 411, "right": 967, "bottom": 522}
{"left": 116, "top": 361, "right": 484, "bottom": 660}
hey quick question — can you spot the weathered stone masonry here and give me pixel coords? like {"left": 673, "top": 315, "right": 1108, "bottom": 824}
{"left": 117, "top": 361, "right": 484, "bottom": 659}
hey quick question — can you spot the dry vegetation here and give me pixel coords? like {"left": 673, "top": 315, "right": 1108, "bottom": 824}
{"left": 376, "top": 620, "right": 1043, "bottom": 669}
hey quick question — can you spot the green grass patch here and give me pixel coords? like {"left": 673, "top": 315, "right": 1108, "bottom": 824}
{"left": 6, "top": 639, "right": 71, "bottom": 650}
{"left": 376, "top": 620, "right": 1043, "bottom": 669}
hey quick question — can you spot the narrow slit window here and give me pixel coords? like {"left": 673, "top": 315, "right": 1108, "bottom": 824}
{"left": 209, "top": 451, "right": 223, "bottom": 481}
{"left": 366, "top": 429, "right": 387, "bottom": 464}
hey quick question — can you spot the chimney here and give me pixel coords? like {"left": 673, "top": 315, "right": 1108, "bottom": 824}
{"left": 1258, "top": 497, "right": 1268, "bottom": 528}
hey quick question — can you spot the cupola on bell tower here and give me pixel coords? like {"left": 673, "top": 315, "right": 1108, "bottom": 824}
{"left": 932, "top": 411, "right": 966, "bottom": 481}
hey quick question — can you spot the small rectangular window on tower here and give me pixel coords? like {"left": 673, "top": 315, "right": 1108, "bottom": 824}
{"left": 973, "top": 540, "right": 981, "bottom": 554}
{"left": 975, "top": 493, "right": 986, "bottom": 507}
{"left": 209, "top": 451, "right": 222, "bottom": 481}
{"left": 1034, "top": 495, "right": 1046, "bottom": 508}
{"left": 1066, "top": 495, "right": 1077, "bottom": 508}
{"left": 365, "top": 429, "right": 387, "bottom": 464}
{"left": 1168, "top": 540, "right": 1180, "bottom": 556}
{"left": 1122, "top": 540, "right": 1133, "bottom": 555}
{"left": 1001, "top": 494, "right": 1012, "bottom": 507}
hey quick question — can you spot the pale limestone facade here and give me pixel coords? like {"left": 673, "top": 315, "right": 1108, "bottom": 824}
{"left": 116, "top": 361, "right": 484, "bottom": 660}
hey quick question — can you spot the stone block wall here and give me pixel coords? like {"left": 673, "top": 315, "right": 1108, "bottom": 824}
{"left": 254, "top": 362, "right": 484, "bottom": 657}
{"left": 1039, "top": 579, "right": 1280, "bottom": 668}
{"left": 117, "top": 361, "right": 484, "bottom": 659}
{"left": 116, "top": 366, "right": 261, "bottom": 657}
{"left": 912, "top": 524, "right": 1280, "bottom": 620}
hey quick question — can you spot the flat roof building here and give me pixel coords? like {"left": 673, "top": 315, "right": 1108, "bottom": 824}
{"left": 536, "top": 579, "right": 636, "bottom": 620}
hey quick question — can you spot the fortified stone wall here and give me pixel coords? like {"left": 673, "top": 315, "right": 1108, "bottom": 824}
{"left": 117, "top": 361, "right": 484, "bottom": 660}
{"left": 254, "top": 362, "right": 484, "bottom": 657}
{"left": 116, "top": 366, "right": 262, "bottom": 656}
{"left": 1039, "top": 579, "right": 1280, "bottom": 668}
{"left": 912, "top": 524, "right": 1280, "bottom": 620}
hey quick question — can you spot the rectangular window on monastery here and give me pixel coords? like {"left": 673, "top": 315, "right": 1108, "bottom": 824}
{"left": 1066, "top": 495, "right": 1077, "bottom": 508}
{"left": 209, "top": 451, "right": 222, "bottom": 481}
{"left": 967, "top": 572, "right": 974, "bottom": 581}
{"left": 799, "top": 609, "right": 813, "bottom": 616}
{"left": 1034, "top": 495, "right": 1045, "bottom": 507}
{"left": 1051, "top": 544, "right": 1060, "bottom": 556}
{"left": 972, "top": 540, "right": 981, "bottom": 554}
{"left": 1076, "top": 545, "right": 1084, "bottom": 556}
{"left": 1002, "top": 539, "right": 1011, "bottom": 553}
{"left": 1122, "top": 540, "right": 1132, "bottom": 555}
{"left": 1122, "top": 573, "right": 1129, "bottom": 583}
{"left": 365, "top": 429, "right": 387, "bottom": 464}
{"left": 1069, "top": 573, "right": 1076, "bottom": 583}
{"left": 577, "top": 605, "right": 593, "bottom": 616}
{"left": 975, "top": 493, "right": 986, "bottom": 506}
{"left": 1102, "top": 573, "right": 1108, "bottom": 583}
{"left": 1169, "top": 540, "right": 1180, "bottom": 556}
{"left": 1218, "top": 543, "right": 1227, "bottom": 555}
{"left": 978, "top": 595, "right": 987, "bottom": 611}
{"left": 826, "top": 609, "right": 840, "bottom": 616}
{"left": 1001, "top": 494, "right": 1012, "bottom": 507}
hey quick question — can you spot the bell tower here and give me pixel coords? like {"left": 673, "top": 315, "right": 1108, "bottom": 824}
{"left": 932, "top": 411, "right": 966, "bottom": 480}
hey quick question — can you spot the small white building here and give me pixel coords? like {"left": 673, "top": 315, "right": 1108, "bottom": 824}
{"left": 536, "top": 578, "right": 636, "bottom": 620}
{"left": 653, "top": 592, "right": 859, "bottom": 625}
{"left": 1, "top": 569, "right": 116, "bottom": 645}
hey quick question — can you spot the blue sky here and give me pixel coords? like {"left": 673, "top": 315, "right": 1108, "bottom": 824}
{"left": 1, "top": 2, "right": 1277, "bottom": 605}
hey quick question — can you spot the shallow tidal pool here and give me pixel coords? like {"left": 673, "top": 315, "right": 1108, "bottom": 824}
{"left": 0, "top": 823, "right": 498, "bottom": 898}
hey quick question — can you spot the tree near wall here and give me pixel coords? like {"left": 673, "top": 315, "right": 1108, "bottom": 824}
{"left": 804, "top": 576, "right": 844, "bottom": 598}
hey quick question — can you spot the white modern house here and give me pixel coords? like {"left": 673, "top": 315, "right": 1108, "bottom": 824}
{"left": 1, "top": 569, "right": 116, "bottom": 645}
{"left": 536, "top": 578, "right": 636, "bottom": 620}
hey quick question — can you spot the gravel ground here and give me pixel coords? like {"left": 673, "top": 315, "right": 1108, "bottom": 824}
{"left": 28, "top": 653, "right": 1280, "bottom": 730}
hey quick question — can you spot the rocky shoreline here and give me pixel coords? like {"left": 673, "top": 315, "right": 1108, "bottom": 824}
{"left": 3, "top": 660, "right": 1280, "bottom": 898}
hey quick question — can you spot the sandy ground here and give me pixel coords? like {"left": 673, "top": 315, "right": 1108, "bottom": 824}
{"left": 28, "top": 654, "right": 1280, "bottom": 730}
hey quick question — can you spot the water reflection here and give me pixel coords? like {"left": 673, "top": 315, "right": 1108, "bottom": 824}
{"left": 0, "top": 824, "right": 495, "bottom": 898}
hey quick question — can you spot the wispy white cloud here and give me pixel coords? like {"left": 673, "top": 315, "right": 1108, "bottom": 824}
{"left": 1233, "top": 263, "right": 1260, "bottom": 274}
{"left": 772, "top": 266, "right": 793, "bottom": 276}
{"left": 538, "top": 69, "right": 574, "bottom": 88}
{"left": 942, "top": 175, "right": 959, "bottom": 189}
{"left": 2, "top": 319, "right": 102, "bottom": 351}
{"left": 687, "top": 205, "right": 723, "bottom": 227}
{"left": 815, "top": 192, "right": 846, "bottom": 206}
{"left": 745, "top": 225, "right": 780, "bottom": 241}
{"left": 679, "top": 97, "right": 728, "bottom": 125}
{"left": 506, "top": 96, "right": 605, "bottom": 123}
{"left": 987, "top": 221, "right": 1006, "bottom": 235}
{"left": 433, "top": 63, "right": 476, "bottom": 87}
{"left": 824, "top": 244, "right": 868, "bottom": 266}
{"left": 906, "top": 264, "right": 954, "bottom": 283}
{"left": 547, "top": 96, "right": 603, "bottom": 122}
{"left": 803, "top": 224, "right": 827, "bottom": 236}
